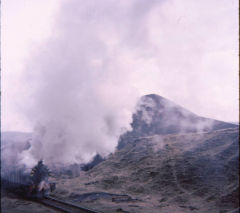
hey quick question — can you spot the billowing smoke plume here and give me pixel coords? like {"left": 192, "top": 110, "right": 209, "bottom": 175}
{"left": 20, "top": 0, "right": 163, "bottom": 167}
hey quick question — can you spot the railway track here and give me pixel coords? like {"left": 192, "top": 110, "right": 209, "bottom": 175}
{"left": 39, "top": 196, "right": 102, "bottom": 213}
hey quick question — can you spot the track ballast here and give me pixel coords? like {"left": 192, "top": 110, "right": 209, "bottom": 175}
{"left": 40, "top": 196, "right": 102, "bottom": 213}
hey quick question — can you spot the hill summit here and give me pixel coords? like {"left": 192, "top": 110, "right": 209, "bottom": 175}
{"left": 118, "top": 94, "right": 237, "bottom": 149}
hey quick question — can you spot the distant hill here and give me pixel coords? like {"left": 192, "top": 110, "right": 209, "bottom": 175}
{"left": 229, "top": 121, "right": 239, "bottom": 125}
{"left": 118, "top": 94, "right": 237, "bottom": 149}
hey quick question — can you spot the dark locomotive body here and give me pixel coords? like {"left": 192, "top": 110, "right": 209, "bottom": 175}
{"left": 28, "top": 160, "right": 55, "bottom": 198}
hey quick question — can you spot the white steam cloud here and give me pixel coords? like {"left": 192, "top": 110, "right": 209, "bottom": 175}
{"left": 11, "top": 0, "right": 237, "bottom": 167}
{"left": 20, "top": 0, "right": 163, "bottom": 166}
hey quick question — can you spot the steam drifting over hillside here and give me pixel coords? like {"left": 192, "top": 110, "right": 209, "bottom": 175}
{"left": 20, "top": 0, "right": 155, "bottom": 167}
{"left": 14, "top": 0, "right": 238, "bottom": 168}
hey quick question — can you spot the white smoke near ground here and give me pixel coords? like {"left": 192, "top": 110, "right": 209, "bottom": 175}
{"left": 19, "top": 0, "right": 162, "bottom": 167}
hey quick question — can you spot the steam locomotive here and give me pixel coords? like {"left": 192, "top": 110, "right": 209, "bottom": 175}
{"left": 1, "top": 160, "right": 56, "bottom": 199}
{"left": 28, "top": 160, "right": 56, "bottom": 198}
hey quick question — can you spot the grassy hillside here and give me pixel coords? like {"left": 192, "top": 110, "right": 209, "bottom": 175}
{"left": 50, "top": 127, "right": 239, "bottom": 213}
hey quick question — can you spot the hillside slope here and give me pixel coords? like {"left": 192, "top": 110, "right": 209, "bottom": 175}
{"left": 51, "top": 127, "right": 239, "bottom": 213}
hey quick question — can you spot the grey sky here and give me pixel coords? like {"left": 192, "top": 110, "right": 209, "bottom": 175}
{"left": 2, "top": 0, "right": 239, "bottom": 133}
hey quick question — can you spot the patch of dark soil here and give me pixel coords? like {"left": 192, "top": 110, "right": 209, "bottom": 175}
{"left": 179, "top": 205, "right": 199, "bottom": 210}
{"left": 116, "top": 208, "right": 131, "bottom": 213}
{"left": 84, "top": 181, "right": 99, "bottom": 186}
{"left": 69, "top": 192, "right": 138, "bottom": 203}
{"left": 217, "top": 187, "right": 239, "bottom": 209}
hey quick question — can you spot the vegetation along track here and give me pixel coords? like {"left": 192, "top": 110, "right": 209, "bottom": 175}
{"left": 40, "top": 196, "right": 102, "bottom": 213}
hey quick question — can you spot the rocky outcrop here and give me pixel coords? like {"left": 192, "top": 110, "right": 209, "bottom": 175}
{"left": 118, "top": 94, "right": 237, "bottom": 149}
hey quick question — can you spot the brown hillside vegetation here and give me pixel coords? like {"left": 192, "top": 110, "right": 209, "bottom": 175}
{"left": 49, "top": 127, "right": 239, "bottom": 213}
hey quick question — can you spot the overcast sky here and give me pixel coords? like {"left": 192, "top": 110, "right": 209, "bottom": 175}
{"left": 2, "top": 0, "right": 239, "bottom": 132}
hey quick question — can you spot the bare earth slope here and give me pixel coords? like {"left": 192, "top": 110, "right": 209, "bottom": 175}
{"left": 51, "top": 127, "right": 239, "bottom": 213}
